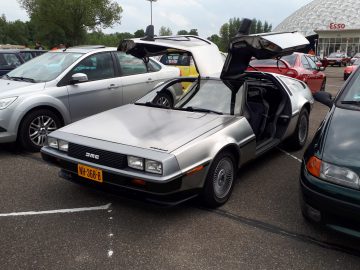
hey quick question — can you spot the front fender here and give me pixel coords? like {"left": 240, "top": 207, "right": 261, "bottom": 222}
{"left": 11, "top": 94, "right": 71, "bottom": 134}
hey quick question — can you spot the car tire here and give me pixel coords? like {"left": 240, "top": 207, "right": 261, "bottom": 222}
{"left": 320, "top": 78, "right": 326, "bottom": 91}
{"left": 287, "top": 109, "right": 309, "bottom": 150}
{"left": 201, "top": 151, "right": 237, "bottom": 208}
{"left": 18, "top": 109, "right": 62, "bottom": 152}
{"left": 153, "top": 92, "right": 173, "bottom": 108}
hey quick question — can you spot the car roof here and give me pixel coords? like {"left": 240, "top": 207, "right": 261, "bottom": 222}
{"left": 49, "top": 46, "right": 117, "bottom": 54}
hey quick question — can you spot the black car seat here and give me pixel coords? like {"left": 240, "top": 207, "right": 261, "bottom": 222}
{"left": 245, "top": 87, "right": 270, "bottom": 139}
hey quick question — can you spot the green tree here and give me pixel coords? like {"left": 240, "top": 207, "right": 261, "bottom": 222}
{"left": 177, "top": 30, "right": 188, "bottom": 35}
{"left": 256, "top": 20, "right": 263, "bottom": 33}
{"left": 159, "top": 26, "right": 172, "bottom": 36}
{"left": 188, "top": 29, "right": 198, "bottom": 36}
{"left": 18, "top": 0, "right": 123, "bottom": 45}
{"left": 250, "top": 19, "right": 257, "bottom": 34}
{"left": 219, "top": 23, "right": 229, "bottom": 52}
{"left": 207, "top": 34, "right": 221, "bottom": 48}
{"left": 134, "top": 29, "right": 145, "bottom": 38}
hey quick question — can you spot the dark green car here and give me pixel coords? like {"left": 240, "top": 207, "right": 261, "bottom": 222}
{"left": 300, "top": 66, "right": 360, "bottom": 237}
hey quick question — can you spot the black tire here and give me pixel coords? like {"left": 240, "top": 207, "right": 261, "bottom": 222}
{"left": 153, "top": 92, "right": 173, "bottom": 108}
{"left": 18, "top": 109, "right": 62, "bottom": 152}
{"left": 320, "top": 78, "right": 326, "bottom": 91}
{"left": 287, "top": 109, "right": 309, "bottom": 150}
{"left": 200, "top": 151, "right": 237, "bottom": 208}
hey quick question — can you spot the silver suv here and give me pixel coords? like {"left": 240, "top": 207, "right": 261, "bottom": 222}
{"left": 0, "top": 46, "right": 179, "bottom": 151}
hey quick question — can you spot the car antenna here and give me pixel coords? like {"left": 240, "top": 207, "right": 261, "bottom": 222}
{"left": 141, "top": 25, "right": 155, "bottom": 41}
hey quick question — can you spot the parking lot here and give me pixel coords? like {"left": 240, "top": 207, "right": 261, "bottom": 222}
{"left": 0, "top": 67, "right": 359, "bottom": 270}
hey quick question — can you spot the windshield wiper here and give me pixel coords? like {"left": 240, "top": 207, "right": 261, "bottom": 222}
{"left": 176, "top": 106, "right": 223, "bottom": 115}
{"left": 7, "top": 76, "right": 37, "bottom": 83}
{"left": 341, "top": 100, "right": 360, "bottom": 105}
{"left": 135, "top": 102, "right": 170, "bottom": 109}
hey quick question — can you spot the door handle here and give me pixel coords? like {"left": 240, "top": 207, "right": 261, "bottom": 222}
{"left": 108, "top": 84, "right": 119, "bottom": 89}
{"left": 146, "top": 78, "right": 153, "bottom": 83}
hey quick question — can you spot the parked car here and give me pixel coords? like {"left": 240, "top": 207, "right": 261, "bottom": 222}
{"left": 19, "top": 49, "right": 47, "bottom": 62}
{"left": 41, "top": 30, "right": 314, "bottom": 207}
{"left": 308, "top": 55, "right": 328, "bottom": 68}
{"left": 0, "top": 46, "right": 179, "bottom": 151}
{"left": 324, "top": 52, "right": 351, "bottom": 67}
{"left": 0, "top": 50, "right": 25, "bottom": 76}
{"left": 344, "top": 58, "right": 360, "bottom": 80}
{"left": 350, "top": 52, "right": 360, "bottom": 65}
{"left": 301, "top": 66, "right": 360, "bottom": 237}
{"left": 249, "top": 52, "right": 326, "bottom": 93}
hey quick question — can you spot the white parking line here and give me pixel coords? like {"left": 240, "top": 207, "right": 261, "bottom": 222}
{"left": 277, "top": 148, "right": 302, "bottom": 163}
{"left": 0, "top": 203, "right": 111, "bottom": 217}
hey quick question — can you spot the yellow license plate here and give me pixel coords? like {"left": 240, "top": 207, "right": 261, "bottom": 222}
{"left": 78, "top": 164, "right": 103, "bottom": 183}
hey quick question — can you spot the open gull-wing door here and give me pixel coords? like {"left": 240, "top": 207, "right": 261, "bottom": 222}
{"left": 118, "top": 26, "right": 225, "bottom": 77}
{"left": 221, "top": 30, "right": 309, "bottom": 80}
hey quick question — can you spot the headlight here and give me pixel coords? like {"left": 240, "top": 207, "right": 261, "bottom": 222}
{"left": 47, "top": 137, "right": 58, "bottom": 149}
{"left": 145, "top": 159, "right": 163, "bottom": 175}
{"left": 0, "top": 97, "right": 17, "bottom": 110}
{"left": 320, "top": 161, "right": 359, "bottom": 189}
{"left": 58, "top": 140, "right": 69, "bottom": 152}
{"left": 127, "top": 156, "right": 144, "bottom": 170}
{"left": 307, "top": 156, "right": 359, "bottom": 189}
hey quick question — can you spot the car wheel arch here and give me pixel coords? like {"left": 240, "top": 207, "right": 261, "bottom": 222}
{"left": 209, "top": 144, "right": 241, "bottom": 170}
{"left": 17, "top": 105, "right": 65, "bottom": 134}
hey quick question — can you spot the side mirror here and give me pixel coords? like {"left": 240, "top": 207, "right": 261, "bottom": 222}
{"left": 318, "top": 66, "right": 325, "bottom": 71}
{"left": 314, "top": 91, "right": 333, "bottom": 108}
{"left": 70, "top": 73, "right": 88, "bottom": 84}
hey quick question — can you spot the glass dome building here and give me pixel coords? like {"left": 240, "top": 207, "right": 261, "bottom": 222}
{"left": 274, "top": 0, "right": 360, "bottom": 57}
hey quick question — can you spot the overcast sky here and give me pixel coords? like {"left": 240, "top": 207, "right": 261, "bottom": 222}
{"left": 3, "top": 0, "right": 313, "bottom": 37}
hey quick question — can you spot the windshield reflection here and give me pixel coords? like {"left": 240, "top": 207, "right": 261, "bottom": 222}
{"left": 6, "top": 52, "right": 83, "bottom": 82}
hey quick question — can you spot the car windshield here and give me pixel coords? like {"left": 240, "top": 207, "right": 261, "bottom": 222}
{"left": 353, "top": 53, "right": 360, "bottom": 58}
{"left": 354, "top": 59, "right": 360, "bottom": 66}
{"left": 339, "top": 70, "right": 360, "bottom": 109}
{"left": 136, "top": 79, "right": 243, "bottom": 115}
{"left": 328, "top": 53, "right": 343, "bottom": 58}
{"left": 6, "top": 52, "right": 83, "bottom": 82}
{"left": 250, "top": 54, "right": 297, "bottom": 67}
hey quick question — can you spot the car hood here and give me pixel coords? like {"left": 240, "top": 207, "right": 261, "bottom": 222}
{"left": 0, "top": 79, "right": 45, "bottom": 97}
{"left": 323, "top": 107, "right": 360, "bottom": 169}
{"left": 59, "top": 104, "right": 233, "bottom": 153}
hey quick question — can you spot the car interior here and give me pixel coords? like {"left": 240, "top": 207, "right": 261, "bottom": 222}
{"left": 243, "top": 77, "right": 292, "bottom": 149}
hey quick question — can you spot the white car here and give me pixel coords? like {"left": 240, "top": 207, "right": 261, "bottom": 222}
{"left": 0, "top": 46, "right": 179, "bottom": 151}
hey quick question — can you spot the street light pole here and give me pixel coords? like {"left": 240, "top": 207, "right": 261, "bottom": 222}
{"left": 146, "top": 0, "right": 158, "bottom": 25}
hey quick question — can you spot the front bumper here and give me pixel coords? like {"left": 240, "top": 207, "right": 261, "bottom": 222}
{"left": 300, "top": 164, "right": 360, "bottom": 237}
{"left": 41, "top": 148, "right": 207, "bottom": 206}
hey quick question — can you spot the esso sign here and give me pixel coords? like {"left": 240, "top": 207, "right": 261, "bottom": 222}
{"left": 329, "top": 23, "right": 346, "bottom": 30}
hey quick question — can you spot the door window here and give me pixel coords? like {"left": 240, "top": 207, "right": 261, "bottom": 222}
{"left": 116, "top": 52, "right": 147, "bottom": 76}
{"left": 70, "top": 52, "right": 115, "bottom": 81}
{"left": 305, "top": 56, "right": 318, "bottom": 70}
{"left": 0, "top": 53, "right": 22, "bottom": 68}
{"left": 301, "top": 56, "right": 311, "bottom": 70}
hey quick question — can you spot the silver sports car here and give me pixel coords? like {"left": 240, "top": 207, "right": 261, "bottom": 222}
{"left": 41, "top": 30, "right": 314, "bottom": 207}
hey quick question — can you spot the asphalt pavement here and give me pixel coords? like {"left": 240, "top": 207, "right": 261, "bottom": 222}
{"left": 1, "top": 67, "right": 359, "bottom": 270}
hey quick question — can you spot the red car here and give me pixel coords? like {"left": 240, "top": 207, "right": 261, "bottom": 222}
{"left": 248, "top": 53, "right": 326, "bottom": 93}
{"left": 344, "top": 58, "right": 360, "bottom": 80}
{"left": 324, "top": 52, "right": 350, "bottom": 67}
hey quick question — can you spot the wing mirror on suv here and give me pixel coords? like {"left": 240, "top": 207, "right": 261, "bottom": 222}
{"left": 314, "top": 91, "right": 333, "bottom": 108}
{"left": 70, "top": 73, "right": 88, "bottom": 84}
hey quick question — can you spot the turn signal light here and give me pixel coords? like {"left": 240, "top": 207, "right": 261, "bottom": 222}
{"left": 306, "top": 156, "right": 322, "bottom": 177}
{"left": 186, "top": 165, "right": 204, "bottom": 176}
{"left": 131, "top": 179, "right": 146, "bottom": 186}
